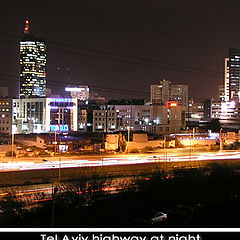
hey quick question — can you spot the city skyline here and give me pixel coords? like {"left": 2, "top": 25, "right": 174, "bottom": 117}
{"left": 1, "top": 1, "right": 240, "bottom": 100}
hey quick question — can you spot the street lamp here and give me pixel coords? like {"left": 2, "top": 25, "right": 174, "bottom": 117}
{"left": 42, "top": 159, "right": 56, "bottom": 227}
{"left": 220, "top": 128, "right": 223, "bottom": 151}
{"left": 11, "top": 132, "right": 14, "bottom": 163}
{"left": 164, "top": 136, "right": 167, "bottom": 161}
{"left": 127, "top": 126, "right": 130, "bottom": 154}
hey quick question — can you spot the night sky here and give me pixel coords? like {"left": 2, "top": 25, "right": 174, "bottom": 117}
{"left": 0, "top": 0, "right": 240, "bottom": 101}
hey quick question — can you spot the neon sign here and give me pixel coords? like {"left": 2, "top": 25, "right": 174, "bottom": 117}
{"left": 50, "top": 125, "right": 69, "bottom": 132}
{"left": 167, "top": 101, "right": 178, "bottom": 107}
{"left": 50, "top": 98, "right": 72, "bottom": 102}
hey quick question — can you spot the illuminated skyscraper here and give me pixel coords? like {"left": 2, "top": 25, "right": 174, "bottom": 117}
{"left": 19, "top": 20, "right": 47, "bottom": 98}
{"left": 224, "top": 48, "right": 240, "bottom": 102}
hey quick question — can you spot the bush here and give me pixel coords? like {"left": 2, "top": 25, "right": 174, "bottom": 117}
{"left": 141, "top": 146, "right": 154, "bottom": 153}
{"left": 210, "top": 145, "right": 220, "bottom": 151}
{"left": 129, "top": 149, "right": 139, "bottom": 153}
{"left": 5, "top": 151, "right": 16, "bottom": 157}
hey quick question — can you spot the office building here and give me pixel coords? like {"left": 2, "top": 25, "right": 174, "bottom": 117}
{"left": 93, "top": 106, "right": 116, "bottom": 132}
{"left": 0, "top": 98, "right": 12, "bottom": 135}
{"left": 12, "top": 97, "right": 78, "bottom": 134}
{"left": 224, "top": 49, "right": 240, "bottom": 102}
{"left": 20, "top": 20, "right": 47, "bottom": 98}
{"left": 186, "top": 99, "right": 204, "bottom": 122}
{"left": 170, "top": 84, "right": 189, "bottom": 107}
{"left": 218, "top": 85, "right": 225, "bottom": 102}
{"left": 150, "top": 79, "right": 188, "bottom": 106}
{"left": 110, "top": 103, "right": 186, "bottom": 134}
{"left": 150, "top": 79, "right": 170, "bottom": 104}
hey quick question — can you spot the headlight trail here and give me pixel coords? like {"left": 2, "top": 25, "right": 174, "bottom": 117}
{"left": 0, "top": 151, "right": 240, "bottom": 172}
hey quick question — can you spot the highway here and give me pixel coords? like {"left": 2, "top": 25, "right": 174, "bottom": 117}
{"left": 0, "top": 151, "right": 239, "bottom": 172}
{"left": 0, "top": 150, "right": 240, "bottom": 207}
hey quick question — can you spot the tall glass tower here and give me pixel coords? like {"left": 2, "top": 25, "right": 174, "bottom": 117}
{"left": 20, "top": 20, "right": 47, "bottom": 98}
{"left": 225, "top": 48, "right": 240, "bottom": 102}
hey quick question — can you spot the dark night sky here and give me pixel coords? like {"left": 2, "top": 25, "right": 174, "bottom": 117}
{"left": 1, "top": 0, "right": 240, "bottom": 101}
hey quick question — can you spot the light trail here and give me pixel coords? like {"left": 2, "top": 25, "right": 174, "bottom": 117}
{"left": 0, "top": 151, "right": 239, "bottom": 172}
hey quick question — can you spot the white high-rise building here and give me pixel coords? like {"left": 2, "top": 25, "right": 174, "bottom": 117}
{"left": 224, "top": 49, "right": 240, "bottom": 102}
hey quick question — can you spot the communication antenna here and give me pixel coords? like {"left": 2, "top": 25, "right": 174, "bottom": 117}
{"left": 24, "top": 20, "right": 29, "bottom": 34}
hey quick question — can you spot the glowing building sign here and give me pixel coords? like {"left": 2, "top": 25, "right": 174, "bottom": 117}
{"left": 50, "top": 125, "right": 69, "bottom": 132}
{"left": 167, "top": 101, "right": 178, "bottom": 107}
{"left": 50, "top": 98, "right": 72, "bottom": 102}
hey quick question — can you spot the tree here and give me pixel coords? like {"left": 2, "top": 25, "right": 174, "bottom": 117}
{"left": 207, "top": 118, "right": 221, "bottom": 132}
{"left": 118, "top": 133, "right": 127, "bottom": 152}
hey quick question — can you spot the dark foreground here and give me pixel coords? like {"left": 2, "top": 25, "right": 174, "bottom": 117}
{"left": 1, "top": 161, "right": 240, "bottom": 227}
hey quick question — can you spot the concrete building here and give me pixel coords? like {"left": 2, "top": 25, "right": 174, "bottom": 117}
{"left": 0, "top": 98, "right": 12, "bottom": 135}
{"left": 78, "top": 109, "right": 88, "bottom": 132}
{"left": 112, "top": 103, "right": 186, "bottom": 134}
{"left": 12, "top": 97, "right": 78, "bottom": 134}
{"left": 93, "top": 106, "right": 116, "bottom": 132}
{"left": 205, "top": 100, "right": 240, "bottom": 129}
{"left": 186, "top": 99, "right": 204, "bottom": 122}
{"left": 150, "top": 79, "right": 189, "bottom": 107}
{"left": 219, "top": 101, "right": 240, "bottom": 128}
{"left": 224, "top": 49, "right": 240, "bottom": 102}
{"left": 150, "top": 79, "right": 171, "bottom": 104}
{"left": 218, "top": 85, "right": 225, "bottom": 102}
{"left": 170, "top": 84, "right": 189, "bottom": 107}
{"left": 211, "top": 101, "right": 221, "bottom": 119}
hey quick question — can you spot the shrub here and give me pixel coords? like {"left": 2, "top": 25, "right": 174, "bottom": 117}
{"left": 5, "top": 151, "right": 16, "bottom": 157}
{"left": 141, "top": 146, "right": 154, "bottom": 153}
{"left": 129, "top": 149, "right": 139, "bottom": 153}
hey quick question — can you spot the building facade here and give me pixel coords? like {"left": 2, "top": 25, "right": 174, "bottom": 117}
{"left": 12, "top": 97, "right": 78, "bottom": 134}
{"left": 218, "top": 85, "right": 225, "bottom": 102}
{"left": 111, "top": 103, "right": 186, "bottom": 134}
{"left": 150, "top": 79, "right": 171, "bottom": 104}
{"left": 224, "top": 49, "right": 240, "bottom": 102}
{"left": 170, "top": 84, "right": 189, "bottom": 107}
{"left": 150, "top": 79, "right": 188, "bottom": 107}
{"left": 93, "top": 106, "right": 116, "bottom": 132}
{"left": 0, "top": 98, "right": 12, "bottom": 135}
{"left": 20, "top": 20, "right": 47, "bottom": 98}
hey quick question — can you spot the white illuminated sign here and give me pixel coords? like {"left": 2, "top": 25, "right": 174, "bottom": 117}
{"left": 65, "top": 87, "right": 89, "bottom": 92}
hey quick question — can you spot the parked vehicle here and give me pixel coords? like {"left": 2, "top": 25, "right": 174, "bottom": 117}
{"left": 151, "top": 212, "right": 167, "bottom": 224}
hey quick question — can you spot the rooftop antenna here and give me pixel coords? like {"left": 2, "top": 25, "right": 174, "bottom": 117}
{"left": 24, "top": 20, "right": 29, "bottom": 34}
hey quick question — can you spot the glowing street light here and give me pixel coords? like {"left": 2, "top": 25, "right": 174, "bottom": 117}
{"left": 42, "top": 159, "right": 57, "bottom": 227}
{"left": 220, "top": 128, "right": 223, "bottom": 151}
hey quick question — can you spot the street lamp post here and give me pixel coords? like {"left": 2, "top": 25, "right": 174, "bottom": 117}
{"left": 127, "top": 126, "right": 130, "bottom": 154}
{"left": 11, "top": 132, "right": 14, "bottom": 163}
{"left": 164, "top": 136, "right": 167, "bottom": 161}
{"left": 192, "top": 127, "right": 195, "bottom": 156}
{"left": 220, "top": 128, "right": 223, "bottom": 151}
{"left": 42, "top": 159, "right": 55, "bottom": 227}
{"left": 54, "top": 131, "right": 57, "bottom": 156}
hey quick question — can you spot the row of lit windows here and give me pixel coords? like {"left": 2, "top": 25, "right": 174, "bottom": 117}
{"left": 95, "top": 118, "right": 115, "bottom": 121}
{"left": 0, "top": 102, "right": 10, "bottom": 105}
{"left": 94, "top": 112, "right": 115, "bottom": 116}
{"left": 0, "top": 109, "right": 10, "bottom": 112}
